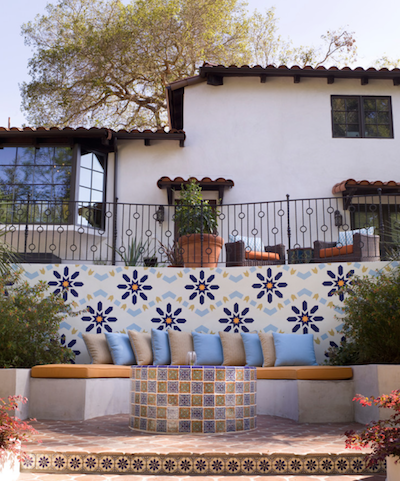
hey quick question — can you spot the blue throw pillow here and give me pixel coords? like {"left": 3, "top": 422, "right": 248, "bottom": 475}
{"left": 272, "top": 333, "right": 318, "bottom": 366}
{"left": 105, "top": 333, "right": 136, "bottom": 365}
{"left": 151, "top": 329, "right": 171, "bottom": 365}
{"left": 192, "top": 331, "right": 223, "bottom": 365}
{"left": 241, "top": 332, "right": 263, "bottom": 366}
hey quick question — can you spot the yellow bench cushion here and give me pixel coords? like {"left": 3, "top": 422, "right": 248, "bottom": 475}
{"left": 31, "top": 364, "right": 131, "bottom": 379}
{"left": 256, "top": 366, "right": 353, "bottom": 380}
{"left": 31, "top": 364, "right": 352, "bottom": 380}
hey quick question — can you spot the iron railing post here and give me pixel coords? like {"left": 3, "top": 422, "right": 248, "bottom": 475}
{"left": 200, "top": 200, "right": 204, "bottom": 267}
{"left": 378, "top": 188, "right": 384, "bottom": 257}
{"left": 24, "top": 194, "right": 30, "bottom": 255}
{"left": 112, "top": 197, "right": 118, "bottom": 266}
{"left": 286, "top": 194, "right": 291, "bottom": 251}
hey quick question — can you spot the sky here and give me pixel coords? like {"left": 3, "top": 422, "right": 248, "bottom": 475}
{"left": 1, "top": 0, "right": 400, "bottom": 128}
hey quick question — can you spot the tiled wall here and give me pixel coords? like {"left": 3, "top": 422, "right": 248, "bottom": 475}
{"left": 22, "top": 261, "right": 386, "bottom": 364}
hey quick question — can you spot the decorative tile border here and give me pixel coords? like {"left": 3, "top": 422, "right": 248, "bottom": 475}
{"left": 21, "top": 452, "right": 386, "bottom": 476}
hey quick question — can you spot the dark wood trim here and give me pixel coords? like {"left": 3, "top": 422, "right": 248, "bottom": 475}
{"left": 157, "top": 177, "right": 234, "bottom": 205}
{"left": 293, "top": 75, "right": 301, "bottom": 84}
{"left": 361, "top": 77, "right": 369, "bottom": 85}
{"left": 207, "top": 74, "right": 224, "bottom": 86}
{"left": 327, "top": 76, "right": 335, "bottom": 84}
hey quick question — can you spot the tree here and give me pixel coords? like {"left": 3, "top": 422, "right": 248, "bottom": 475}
{"left": 21, "top": 0, "right": 357, "bottom": 130}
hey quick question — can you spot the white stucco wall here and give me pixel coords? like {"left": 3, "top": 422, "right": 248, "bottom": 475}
{"left": 115, "top": 76, "right": 400, "bottom": 206}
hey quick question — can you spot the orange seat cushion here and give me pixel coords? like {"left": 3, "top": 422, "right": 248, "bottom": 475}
{"left": 31, "top": 364, "right": 132, "bottom": 379}
{"left": 256, "top": 366, "right": 353, "bottom": 380}
{"left": 319, "top": 245, "right": 353, "bottom": 258}
{"left": 245, "top": 250, "right": 279, "bottom": 261}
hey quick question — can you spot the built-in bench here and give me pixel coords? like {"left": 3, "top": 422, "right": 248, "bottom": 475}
{"left": 29, "top": 364, "right": 353, "bottom": 423}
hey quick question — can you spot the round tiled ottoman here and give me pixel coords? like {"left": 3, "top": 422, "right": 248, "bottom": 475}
{"left": 130, "top": 365, "right": 257, "bottom": 434}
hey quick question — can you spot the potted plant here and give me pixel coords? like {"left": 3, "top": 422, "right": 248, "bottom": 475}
{"left": 158, "top": 241, "right": 184, "bottom": 267}
{"left": 174, "top": 180, "right": 223, "bottom": 267}
{"left": 0, "top": 395, "right": 38, "bottom": 481}
{"left": 345, "top": 390, "right": 400, "bottom": 480}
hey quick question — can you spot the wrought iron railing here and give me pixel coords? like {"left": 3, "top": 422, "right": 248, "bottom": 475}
{"left": 0, "top": 191, "right": 398, "bottom": 265}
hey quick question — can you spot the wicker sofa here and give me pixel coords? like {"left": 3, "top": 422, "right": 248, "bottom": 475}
{"left": 225, "top": 240, "right": 285, "bottom": 267}
{"left": 312, "top": 232, "right": 380, "bottom": 263}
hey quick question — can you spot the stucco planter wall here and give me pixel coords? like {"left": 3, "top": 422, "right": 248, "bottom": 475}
{"left": 386, "top": 456, "right": 400, "bottom": 481}
{"left": 0, "top": 369, "right": 31, "bottom": 420}
{"left": 352, "top": 364, "right": 400, "bottom": 424}
{"left": 0, "top": 450, "right": 20, "bottom": 481}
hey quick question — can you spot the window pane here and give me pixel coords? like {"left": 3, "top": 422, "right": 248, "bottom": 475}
{"left": 0, "top": 166, "right": 16, "bottom": 185}
{"left": 90, "top": 189, "right": 103, "bottom": 203}
{"left": 33, "top": 184, "right": 53, "bottom": 201}
{"left": 332, "top": 98, "right": 345, "bottom": 110}
{"left": 377, "top": 99, "right": 389, "bottom": 111}
{"left": 364, "top": 111, "right": 377, "bottom": 124}
{"left": 363, "top": 98, "right": 376, "bottom": 111}
{"left": 14, "top": 166, "right": 34, "bottom": 184}
{"left": 92, "top": 171, "right": 104, "bottom": 191}
{"left": 347, "top": 112, "right": 358, "bottom": 123}
{"left": 34, "top": 166, "right": 53, "bottom": 184}
{"left": 0, "top": 147, "right": 17, "bottom": 165}
{"left": 35, "top": 147, "right": 53, "bottom": 165}
{"left": 346, "top": 98, "right": 359, "bottom": 111}
{"left": 346, "top": 124, "right": 360, "bottom": 137}
{"left": 81, "top": 153, "right": 93, "bottom": 169}
{"left": 54, "top": 184, "right": 70, "bottom": 201}
{"left": 333, "top": 124, "right": 346, "bottom": 137}
{"left": 16, "top": 147, "right": 35, "bottom": 166}
{"left": 92, "top": 155, "right": 104, "bottom": 173}
{"left": 365, "top": 125, "right": 378, "bottom": 137}
{"left": 333, "top": 112, "right": 345, "bottom": 123}
{"left": 378, "top": 112, "right": 390, "bottom": 124}
{"left": 79, "top": 167, "right": 92, "bottom": 188}
{"left": 378, "top": 125, "right": 391, "bottom": 137}
{"left": 79, "top": 186, "right": 92, "bottom": 202}
{"left": 54, "top": 167, "right": 71, "bottom": 184}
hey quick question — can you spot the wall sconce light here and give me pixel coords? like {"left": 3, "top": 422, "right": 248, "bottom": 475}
{"left": 334, "top": 210, "right": 343, "bottom": 227}
{"left": 155, "top": 205, "right": 165, "bottom": 224}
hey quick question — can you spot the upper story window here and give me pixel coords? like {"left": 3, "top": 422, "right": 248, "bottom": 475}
{"left": 0, "top": 146, "right": 72, "bottom": 202}
{"left": 331, "top": 96, "right": 393, "bottom": 139}
{"left": 0, "top": 146, "right": 106, "bottom": 226}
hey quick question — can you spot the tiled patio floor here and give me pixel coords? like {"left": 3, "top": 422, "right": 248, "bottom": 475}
{"left": 18, "top": 414, "right": 386, "bottom": 480}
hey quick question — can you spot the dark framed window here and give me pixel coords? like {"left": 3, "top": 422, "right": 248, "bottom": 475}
{"left": 331, "top": 96, "right": 393, "bottom": 138}
{"left": 0, "top": 146, "right": 106, "bottom": 226}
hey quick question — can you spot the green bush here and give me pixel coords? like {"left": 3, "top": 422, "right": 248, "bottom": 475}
{"left": 0, "top": 269, "right": 78, "bottom": 368}
{"left": 325, "top": 264, "right": 400, "bottom": 364}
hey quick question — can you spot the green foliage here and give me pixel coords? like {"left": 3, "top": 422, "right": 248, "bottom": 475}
{"left": 174, "top": 180, "right": 218, "bottom": 236}
{"left": 108, "top": 238, "right": 156, "bottom": 266}
{"left": 20, "top": 0, "right": 357, "bottom": 129}
{"left": 325, "top": 264, "right": 400, "bottom": 364}
{"left": 0, "top": 270, "right": 78, "bottom": 368}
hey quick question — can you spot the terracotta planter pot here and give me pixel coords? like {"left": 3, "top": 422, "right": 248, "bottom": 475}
{"left": 178, "top": 234, "right": 224, "bottom": 268}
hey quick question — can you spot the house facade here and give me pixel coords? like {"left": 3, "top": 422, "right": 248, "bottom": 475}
{"left": 0, "top": 64, "right": 400, "bottom": 265}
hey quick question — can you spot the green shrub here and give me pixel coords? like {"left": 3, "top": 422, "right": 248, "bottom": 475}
{"left": 325, "top": 264, "right": 400, "bottom": 364}
{"left": 0, "top": 269, "right": 78, "bottom": 368}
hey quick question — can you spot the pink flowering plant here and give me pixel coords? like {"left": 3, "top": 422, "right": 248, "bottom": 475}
{"left": 0, "top": 395, "right": 39, "bottom": 461}
{"left": 345, "top": 389, "right": 400, "bottom": 466}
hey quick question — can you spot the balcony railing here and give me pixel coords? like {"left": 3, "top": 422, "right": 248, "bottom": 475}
{"left": 0, "top": 191, "right": 398, "bottom": 266}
